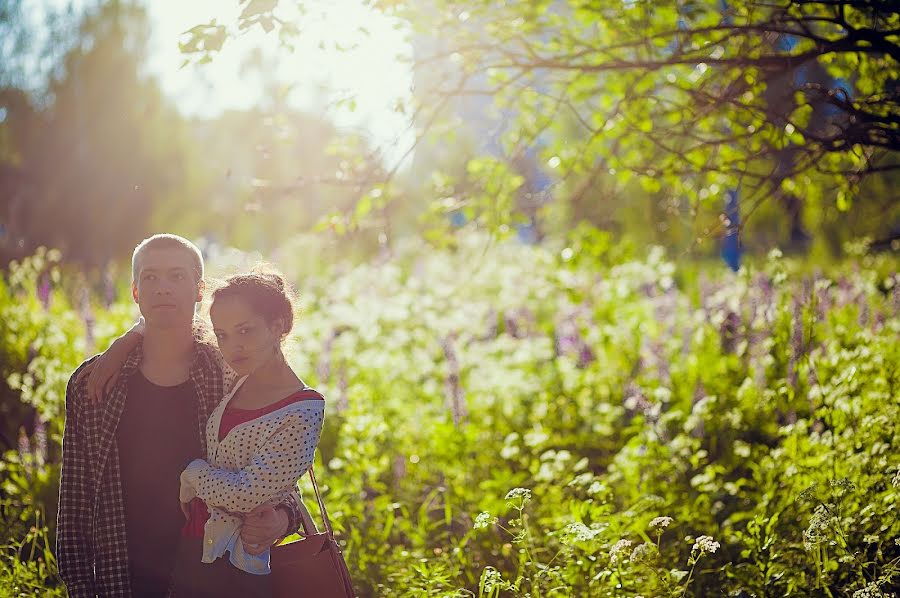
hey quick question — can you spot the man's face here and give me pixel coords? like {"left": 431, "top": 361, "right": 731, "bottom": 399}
{"left": 131, "top": 248, "right": 203, "bottom": 330}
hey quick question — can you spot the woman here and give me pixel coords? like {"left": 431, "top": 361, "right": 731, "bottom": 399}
{"left": 88, "top": 269, "right": 324, "bottom": 598}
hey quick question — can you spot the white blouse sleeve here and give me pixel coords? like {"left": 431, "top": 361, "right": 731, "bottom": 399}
{"left": 180, "top": 408, "right": 324, "bottom": 512}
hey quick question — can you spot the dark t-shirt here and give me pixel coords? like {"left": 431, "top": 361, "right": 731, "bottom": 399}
{"left": 116, "top": 371, "right": 201, "bottom": 597}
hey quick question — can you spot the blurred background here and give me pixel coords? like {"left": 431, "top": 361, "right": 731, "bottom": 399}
{"left": 2, "top": 0, "right": 896, "bottom": 271}
{"left": 1, "top": 1, "right": 898, "bottom": 595}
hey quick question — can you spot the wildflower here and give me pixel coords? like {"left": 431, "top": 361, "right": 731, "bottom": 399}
{"left": 863, "top": 534, "right": 879, "bottom": 544}
{"left": 474, "top": 512, "right": 496, "bottom": 529}
{"left": 797, "top": 483, "right": 819, "bottom": 504}
{"left": 852, "top": 582, "right": 893, "bottom": 598}
{"left": 692, "top": 535, "right": 720, "bottom": 554}
{"left": 803, "top": 505, "right": 831, "bottom": 550}
{"left": 609, "top": 539, "right": 633, "bottom": 565}
{"left": 630, "top": 542, "right": 659, "bottom": 564}
{"left": 441, "top": 335, "right": 467, "bottom": 426}
{"left": 480, "top": 567, "right": 502, "bottom": 592}
{"left": 830, "top": 478, "right": 856, "bottom": 494}
{"left": 891, "top": 470, "right": 900, "bottom": 488}
{"left": 561, "top": 522, "right": 602, "bottom": 544}
{"left": 505, "top": 488, "right": 532, "bottom": 505}
{"left": 649, "top": 516, "right": 674, "bottom": 529}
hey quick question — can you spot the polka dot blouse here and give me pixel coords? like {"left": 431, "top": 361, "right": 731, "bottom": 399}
{"left": 179, "top": 374, "right": 325, "bottom": 574}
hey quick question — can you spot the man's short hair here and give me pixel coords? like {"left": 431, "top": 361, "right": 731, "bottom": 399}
{"left": 131, "top": 234, "right": 204, "bottom": 282}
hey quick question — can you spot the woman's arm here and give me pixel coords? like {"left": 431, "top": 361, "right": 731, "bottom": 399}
{"left": 76, "top": 317, "right": 144, "bottom": 403}
{"left": 180, "top": 408, "right": 324, "bottom": 513}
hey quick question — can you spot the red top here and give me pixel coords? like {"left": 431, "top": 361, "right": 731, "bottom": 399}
{"left": 181, "top": 389, "right": 324, "bottom": 538}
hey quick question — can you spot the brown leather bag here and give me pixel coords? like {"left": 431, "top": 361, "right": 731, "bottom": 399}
{"left": 271, "top": 466, "right": 355, "bottom": 597}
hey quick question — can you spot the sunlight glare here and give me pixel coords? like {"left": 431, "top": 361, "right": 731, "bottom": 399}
{"left": 145, "top": 0, "right": 414, "bottom": 166}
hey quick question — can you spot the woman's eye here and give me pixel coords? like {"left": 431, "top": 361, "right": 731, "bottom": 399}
{"left": 174, "top": 273, "right": 185, "bottom": 281}
{"left": 239, "top": 327, "right": 251, "bottom": 335}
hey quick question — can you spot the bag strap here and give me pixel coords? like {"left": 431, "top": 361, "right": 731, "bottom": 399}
{"left": 305, "top": 464, "right": 335, "bottom": 537}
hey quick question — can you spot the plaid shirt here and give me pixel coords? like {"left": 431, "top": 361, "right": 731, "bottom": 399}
{"left": 56, "top": 340, "right": 301, "bottom": 598}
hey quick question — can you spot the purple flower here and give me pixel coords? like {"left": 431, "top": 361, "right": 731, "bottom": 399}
{"left": 37, "top": 274, "right": 52, "bottom": 309}
{"left": 442, "top": 335, "right": 467, "bottom": 426}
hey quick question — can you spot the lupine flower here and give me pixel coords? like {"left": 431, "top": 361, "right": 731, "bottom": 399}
{"left": 787, "top": 294, "right": 805, "bottom": 388}
{"left": 17, "top": 427, "right": 30, "bottom": 462}
{"left": 336, "top": 367, "right": 349, "bottom": 413}
{"left": 80, "top": 287, "right": 96, "bottom": 353}
{"left": 441, "top": 335, "right": 467, "bottom": 426}
{"left": 33, "top": 418, "right": 47, "bottom": 467}
{"left": 719, "top": 310, "right": 741, "bottom": 354}
{"left": 103, "top": 266, "right": 117, "bottom": 307}
{"left": 392, "top": 455, "right": 406, "bottom": 481}
{"left": 892, "top": 278, "right": 900, "bottom": 316}
{"left": 37, "top": 273, "right": 51, "bottom": 309}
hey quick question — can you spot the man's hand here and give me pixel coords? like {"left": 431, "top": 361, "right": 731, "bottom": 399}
{"left": 241, "top": 503, "right": 290, "bottom": 555}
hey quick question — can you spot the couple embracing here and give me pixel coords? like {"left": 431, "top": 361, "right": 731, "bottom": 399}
{"left": 57, "top": 234, "right": 329, "bottom": 597}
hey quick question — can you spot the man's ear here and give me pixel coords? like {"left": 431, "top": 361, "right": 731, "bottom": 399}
{"left": 196, "top": 279, "right": 205, "bottom": 303}
{"left": 132, "top": 280, "right": 139, "bottom": 303}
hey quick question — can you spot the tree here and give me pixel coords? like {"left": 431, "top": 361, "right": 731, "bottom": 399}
{"left": 2, "top": 1, "right": 199, "bottom": 267}
{"left": 184, "top": 0, "right": 899, "bottom": 250}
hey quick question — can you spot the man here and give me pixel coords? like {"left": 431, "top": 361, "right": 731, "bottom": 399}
{"left": 57, "top": 234, "right": 305, "bottom": 597}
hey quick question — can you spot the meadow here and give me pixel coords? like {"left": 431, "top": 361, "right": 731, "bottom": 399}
{"left": 1, "top": 232, "right": 898, "bottom": 597}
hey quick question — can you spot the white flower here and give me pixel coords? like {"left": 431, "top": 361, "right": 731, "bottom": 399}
{"left": 804, "top": 504, "right": 831, "bottom": 549}
{"left": 480, "top": 567, "right": 502, "bottom": 592}
{"left": 649, "top": 516, "right": 674, "bottom": 529}
{"left": 852, "top": 582, "right": 893, "bottom": 598}
{"left": 609, "top": 539, "right": 633, "bottom": 565}
{"left": 630, "top": 542, "right": 659, "bottom": 564}
{"left": 505, "top": 487, "right": 533, "bottom": 504}
{"left": 692, "top": 535, "right": 720, "bottom": 554}
{"left": 562, "top": 522, "right": 602, "bottom": 543}
{"left": 474, "top": 512, "right": 496, "bottom": 529}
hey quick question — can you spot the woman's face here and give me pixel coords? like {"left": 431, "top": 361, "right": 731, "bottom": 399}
{"left": 210, "top": 295, "right": 283, "bottom": 376}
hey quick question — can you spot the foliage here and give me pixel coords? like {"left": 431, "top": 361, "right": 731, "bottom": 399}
{"left": 181, "top": 0, "right": 900, "bottom": 250}
{"left": 0, "top": 0, "right": 379, "bottom": 267}
{"left": 1, "top": 238, "right": 898, "bottom": 596}
{"left": 394, "top": 0, "right": 900, "bottom": 240}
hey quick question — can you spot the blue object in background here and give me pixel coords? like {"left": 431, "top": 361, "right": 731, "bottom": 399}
{"left": 721, "top": 189, "right": 741, "bottom": 272}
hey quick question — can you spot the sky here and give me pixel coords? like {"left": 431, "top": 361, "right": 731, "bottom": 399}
{"left": 143, "top": 0, "right": 415, "bottom": 165}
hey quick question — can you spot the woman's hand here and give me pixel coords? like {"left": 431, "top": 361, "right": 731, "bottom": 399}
{"left": 77, "top": 352, "right": 122, "bottom": 404}
{"left": 240, "top": 503, "right": 289, "bottom": 555}
{"left": 77, "top": 318, "right": 144, "bottom": 404}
